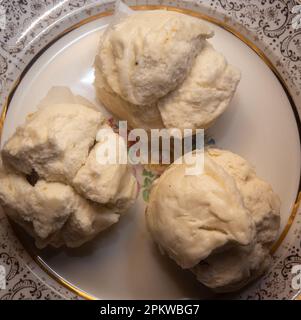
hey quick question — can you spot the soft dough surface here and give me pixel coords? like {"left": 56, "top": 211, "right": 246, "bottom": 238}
{"left": 146, "top": 148, "right": 280, "bottom": 292}
{"left": 0, "top": 87, "right": 138, "bottom": 248}
{"left": 95, "top": 9, "right": 240, "bottom": 130}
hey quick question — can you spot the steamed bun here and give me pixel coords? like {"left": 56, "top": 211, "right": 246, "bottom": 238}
{"left": 146, "top": 149, "right": 280, "bottom": 292}
{"left": 95, "top": 10, "right": 240, "bottom": 130}
{"left": 0, "top": 87, "right": 138, "bottom": 248}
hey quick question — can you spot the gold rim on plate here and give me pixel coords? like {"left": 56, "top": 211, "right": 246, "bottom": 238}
{"left": 0, "top": 5, "right": 300, "bottom": 300}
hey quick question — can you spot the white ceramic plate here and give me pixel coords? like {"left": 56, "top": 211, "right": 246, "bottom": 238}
{"left": 0, "top": 1, "right": 300, "bottom": 300}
